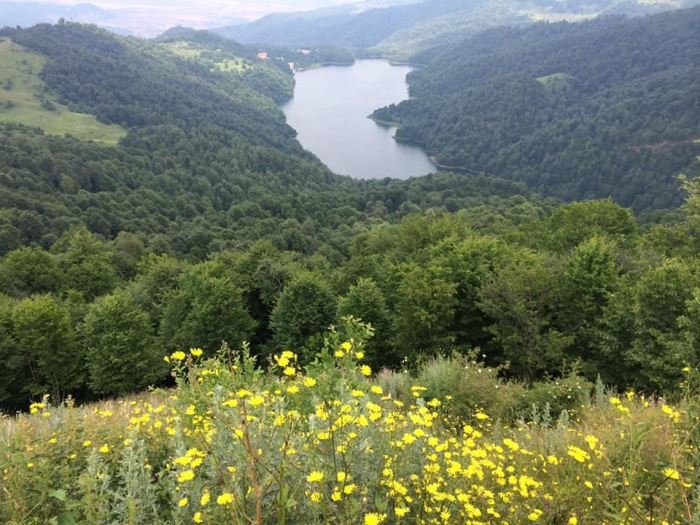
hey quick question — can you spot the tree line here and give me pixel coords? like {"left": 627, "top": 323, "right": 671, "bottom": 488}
{"left": 2, "top": 191, "right": 700, "bottom": 410}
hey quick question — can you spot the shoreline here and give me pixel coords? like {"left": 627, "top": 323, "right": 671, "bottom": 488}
{"left": 387, "top": 59, "right": 427, "bottom": 68}
{"left": 366, "top": 116, "right": 438, "bottom": 169}
{"left": 296, "top": 57, "right": 425, "bottom": 73}
{"left": 366, "top": 114, "right": 401, "bottom": 127}
{"left": 394, "top": 135, "right": 426, "bottom": 147}
{"left": 428, "top": 156, "right": 488, "bottom": 175}
{"left": 296, "top": 60, "right": 355, "bottom": 72}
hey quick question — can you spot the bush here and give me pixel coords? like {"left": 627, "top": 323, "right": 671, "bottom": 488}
{"left": 516, "top": 374, "right": 595, "bottom": 422}
{"left": 411, "top": 353, "right": 527, "bottom": 422}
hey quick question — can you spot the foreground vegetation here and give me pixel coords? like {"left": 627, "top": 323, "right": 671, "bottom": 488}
{"left": 1, "top": 322, "right": 698, "bottom": 524}
{"left": 5, "top": 187, "right": 700, "bottom": 410}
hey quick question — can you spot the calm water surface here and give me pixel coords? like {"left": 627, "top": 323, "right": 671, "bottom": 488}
{"left": 281, "top": 60, "right": 435, "bottom": 180}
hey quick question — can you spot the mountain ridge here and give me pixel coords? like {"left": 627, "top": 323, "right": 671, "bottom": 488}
{"left": 213, "top": 0, "right": 700, "bottom": 60}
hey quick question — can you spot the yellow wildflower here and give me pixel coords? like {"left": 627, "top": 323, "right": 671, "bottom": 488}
{"left": 177, "top": 470, "right": 195, "bottom": 483}
{"left": 364, "top": 513, "right": 386, "bottom": 525}
{"left": 217, "top": 493, "right": 233, "bottom": 505}
{"left": 307, "top": 471, "right": 324, "bottom": 483}
{"left": 663, "top": 468, "right": 680, "bottom": 480}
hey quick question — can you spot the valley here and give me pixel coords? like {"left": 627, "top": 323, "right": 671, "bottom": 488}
{"left": 0, "top": 3, "right": 699, "bottom": 523}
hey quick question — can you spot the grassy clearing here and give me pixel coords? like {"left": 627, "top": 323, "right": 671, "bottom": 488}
{"left": 161, "top": 41, "right": 251, "bottom": 72}
{"left": 1, "top": 320, "right": 698, "bottom": 524}
{"left": 213, "top": 58, "right": 248, "bottom": 73}
{"left": 536, "top": 72, "right": 574, "bottom": 92}
{"left": 0, "top": 39, "right": 126, "bottom": 144}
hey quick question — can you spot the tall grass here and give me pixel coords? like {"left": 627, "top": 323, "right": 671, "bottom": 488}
{"left": 1, "top": 321, "right": 698, "bottom": 524}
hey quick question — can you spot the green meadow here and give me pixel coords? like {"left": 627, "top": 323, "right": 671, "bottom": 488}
{"left": 0, "top": 39, "right": 126, "bottom": 144}
{"left": 161, "top": 41, "right": 251, "bottom": 72}
{"left": 536, "top": 72, "right": 574, "bottom": 92}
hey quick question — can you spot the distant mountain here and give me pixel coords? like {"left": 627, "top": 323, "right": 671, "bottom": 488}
{"left": 158, "top": 22, "right": 248, "bottom": 40}
{"left": 213, "top": 0, "right": 470, "bottom": 48}
{"left": 213, "top": 5, "right": 359, "bottom": 47}
{"left": 214, "top": 0, "right": 700, "bottom": 60}
{"left": 156, "top": 26, "right": 205, "bottom": 38}
{"left": 0, "top": 2, "right": 112, "bottom": 28}
{"left": 0, "top": 2, "right": 248, "bottom": 37}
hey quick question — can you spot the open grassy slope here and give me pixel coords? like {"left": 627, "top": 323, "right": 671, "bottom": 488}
{"left": 0, "top": 39, "right": 126, "bottom": 144}
{"left": 154, "top": 30, "right": 295, "bottom": 103}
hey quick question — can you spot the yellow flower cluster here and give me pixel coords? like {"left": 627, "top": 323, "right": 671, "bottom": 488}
{"left": 3, "top": 340, "right": 697, "bottom": 525}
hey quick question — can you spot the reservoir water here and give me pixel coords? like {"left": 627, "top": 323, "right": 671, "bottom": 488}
{"left": 280, "top": 60, "right": 435, "bottom": 180}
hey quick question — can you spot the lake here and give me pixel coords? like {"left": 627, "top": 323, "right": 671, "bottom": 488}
{"left": 280, "top": 60, "right": 436, "bottom": 180}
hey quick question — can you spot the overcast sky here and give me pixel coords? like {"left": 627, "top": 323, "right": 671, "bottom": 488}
{"left": 11, "top": 0, "right": 363, "bottom": 19}
{"left": 2, "top": 0, "right": 378, "bottom": 36}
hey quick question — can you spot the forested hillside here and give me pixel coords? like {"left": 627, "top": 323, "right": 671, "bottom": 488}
{"left": 374, "top": 8, "right": 700, "bottom": 211}
{"left": 155, "top": 29, "right": 295, "bottom": 103}
{"left": 1, "top": 17, "right": 699, "bottom": 410}
{"left": 0, "top": 23, "right": 563, "bottom": 413}
{"left": 1, "top": 23, "right": 543, "bottom": 260}
{"left": 156, "top": 27, "right": 355, "bottom": 74}
{"left": 217, "top": 0, "right": 476, "bottom": 49}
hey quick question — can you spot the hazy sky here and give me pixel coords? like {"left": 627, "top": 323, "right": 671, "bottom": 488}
{"left": 3, "top": 0, "right": 373, "bottom": 35}
{"left": 13, "top": 0, "right": 363, "bottom": 20}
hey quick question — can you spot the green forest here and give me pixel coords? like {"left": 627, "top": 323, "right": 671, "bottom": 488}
{"left": 0, "top": 21, "right": 547, "bottom": 409}
{"left": 373, "top": 7, "right": 700, "bottom": 212}
{"left": 0, "top": 14, "right": 699, "bottom": 410}
{"left": 4, "top": 186, "right": 700, "bottom": 411}
{"left": 0, "top": 23, "right": 537, "bottom": 261}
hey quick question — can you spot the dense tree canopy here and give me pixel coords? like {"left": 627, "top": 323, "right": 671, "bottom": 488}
{"left": 81, "top": 289, "right": 165, "bottom": 396}
{"left": 1, "top": 191, "right": 699, "bottom": 410}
